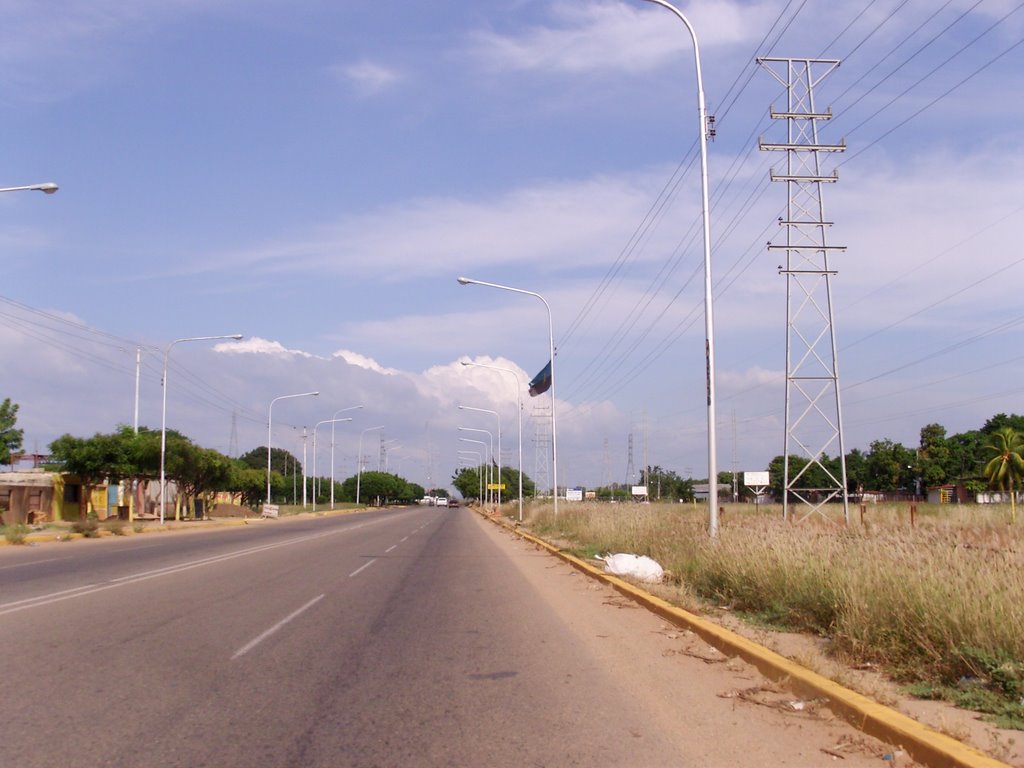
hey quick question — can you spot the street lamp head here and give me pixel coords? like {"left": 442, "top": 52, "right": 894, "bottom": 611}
{"left": 457, "top": 276, "right": 473, "bottom": 285}
{"left": 229, "top": 334, "right": 243, "bottom": 340}
{"left": 38, "top": 183, "right": 58, "bottom": 194}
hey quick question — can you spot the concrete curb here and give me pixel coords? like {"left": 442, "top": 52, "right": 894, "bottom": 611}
{"left": 480, "top": 510, "right": 1010, "bottom": 768}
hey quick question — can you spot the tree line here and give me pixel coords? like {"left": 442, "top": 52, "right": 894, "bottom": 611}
{"left": 758, "top": 413, "right": 1024, "bottom": 502}
{"left": 43, "top": 425, "right": 425, "bottom": 518}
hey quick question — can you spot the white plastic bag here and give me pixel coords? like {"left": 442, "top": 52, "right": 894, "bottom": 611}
{"left": 596, "top": 553, "right": 664, "bottom": 583}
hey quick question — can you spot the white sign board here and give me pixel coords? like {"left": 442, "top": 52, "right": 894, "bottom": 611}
{"left": 743, "top": 471, "right": 769, "bottom": 487}
{"left": 262, "top": 503, "right": 279, "bottom": 518}
{"left": 631, "top": 485, "right": 648, "bottom": 497}
{"left": 565, "top": 488, "right": 583, "bottom": 502}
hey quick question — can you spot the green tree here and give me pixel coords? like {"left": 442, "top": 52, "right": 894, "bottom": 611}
{"left": 646, "top": 466, "right": 694, "bottom": 502}
{"left": 766, "top": 455, "right": 834, "bottom": 500}
{"left": 49, "top": 431, "right": 133, "bottom": 518}
{"left": 452, "top": 467, "right": 482, "bottom": 501}
{"left": 982, "top": 427, "right": 1024, "bottom": 522}
{"left": 947, "top": 429, "right": 985, "bottom": 484}
{"left": 238, "top": 446, "right": 302, "bottom": 477}
{"left": 844, "top": 448, "right": 868, "bottom": 494}
{"left": 982, "top": 413, "right": 1024, "bottom": 436}
{"left": 0, "top": 398, "right": 24, "bottom": 466}
{"left": 917, "top": 423, "right": 951, "bottom": 489}
{"left": 865, "top": 439, "right": 916, "bottom": 492}
{"left": 341, "top": 471, "right": 405, "bottom": 505}
{"left": 176, "top": 445, "right": 234, "bottom": 517}
{"left": 228, "top": 462, "right": 269, "bottom": 511}
{"left": 496, "top": 465, "right": 535, "bottom": 501}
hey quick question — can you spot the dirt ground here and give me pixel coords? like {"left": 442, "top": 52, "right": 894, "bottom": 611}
{"left": 643, "top": 580, "right": 1023, "bottom": 767}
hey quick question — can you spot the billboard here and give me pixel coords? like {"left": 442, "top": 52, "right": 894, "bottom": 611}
{"left": 743, "top": 471, "right": 770, "bottom": 487}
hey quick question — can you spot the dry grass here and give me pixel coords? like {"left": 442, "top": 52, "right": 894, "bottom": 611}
{"left": 517, "top": 500, "right": 1024, "bottom": 726}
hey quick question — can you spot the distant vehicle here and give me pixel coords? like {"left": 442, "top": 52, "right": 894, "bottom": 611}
{"left": 447, "top": 498, "right": 459, "bottom": 507}
{"left": 436, "top": 497, "right": 449, "bottom": 507}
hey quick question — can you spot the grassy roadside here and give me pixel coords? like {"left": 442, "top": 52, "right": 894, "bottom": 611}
{"left": 511, "top": 500, "right": 1024, "bottom": 730}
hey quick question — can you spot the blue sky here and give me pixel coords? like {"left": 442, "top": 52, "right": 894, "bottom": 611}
{"left": 2, "top": 0, "right": 1023, "bottom": 492}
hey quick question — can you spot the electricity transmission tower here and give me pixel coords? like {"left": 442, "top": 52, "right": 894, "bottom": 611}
{"left": 758, "top": 57, "right": 849, "bottom": 524}
{"left": 228, "top": 410, "right": 239, "bottom": 458}
{"left": 625, "top": 433, "right": 636, "bottom": 491}
{"left": 532, "top": 404, "right": 551, "bottom": 496}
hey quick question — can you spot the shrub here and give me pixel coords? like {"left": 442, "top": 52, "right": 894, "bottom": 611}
{"left": 71, "top": 512, "right": 100, "bottom": 538}
{"left": 3, "top": 523, "right": 29, "bottom": 545}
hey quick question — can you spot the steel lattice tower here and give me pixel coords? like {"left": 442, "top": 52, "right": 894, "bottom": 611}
{"left": 625, "top": 433, "right": 636, "bottom": 490}
{"left": 532, "top": 403, "right": 551, "bottom": 497}
{"left": 758, "top": 57, "right": 849, "bottom": 524}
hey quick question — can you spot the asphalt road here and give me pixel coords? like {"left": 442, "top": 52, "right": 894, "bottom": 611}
{"left": 0, "top": 507, "right": 889, "bottom": 767}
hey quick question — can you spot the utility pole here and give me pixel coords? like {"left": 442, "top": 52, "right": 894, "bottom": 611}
{"left": 301, "top": 427, "right": 308, "bottom": 508}
{"left": 759, "top": 57, "right": 850, "bottom": 524}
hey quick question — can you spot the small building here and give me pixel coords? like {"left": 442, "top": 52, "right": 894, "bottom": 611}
{"left": 0, "top": 470, "right": 131, "bottom": 525}
{"left": 927, "top": 484, "right": 968, "bottom": 505}
{"left": 693, "top": 483, "right": 731, "bottom": 502}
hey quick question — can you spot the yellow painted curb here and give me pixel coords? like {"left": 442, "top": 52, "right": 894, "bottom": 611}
{"left": 481, "top": 511, "right": 1010, "bottom": 768}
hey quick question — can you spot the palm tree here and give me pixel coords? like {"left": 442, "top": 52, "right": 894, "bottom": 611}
{"left": 982, "top": 426, "right": 1024, "bottom": 523}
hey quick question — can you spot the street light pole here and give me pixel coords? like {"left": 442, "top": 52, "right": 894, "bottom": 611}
{"left": 459, "top": 428, "right": 493, "bottom": 505}
{"left": 159, "top": 334, "right": 243, "bottom": 524}
{"left": 356, "top": 425, "right": 385, "bottom": 505}
{"left": 267, "top": 391, "right": 319, "bottom": 506}
{"left": 461, "top": 360, "right": 524, "bottom": 521}
{"left": 635, "top": 0, "right": 719, "bottom": 536}
{"left": 459, "top": 405, "right": 501, "bottom": 507}
{"left": 458, "top": 451, "right": 483, "bottom": 503}
{"left": 312, "top": 418, "right": 352, "bottom": 512}
{"left": 459, "top": 441, "right": 488, "bottom": 504}
{"left": 456, "top": 277, "right": 559, "bottom": 516}
{"left": 330, "top": 405, "right": 364, "bottom": 509}
{"left": 0, "top": 182, "right": 58, "bottom": 194}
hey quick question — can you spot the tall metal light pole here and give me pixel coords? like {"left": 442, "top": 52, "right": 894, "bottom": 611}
{"left": 356, "top": 425, "right": 384, "bottom": 505}
{"left": 312, "top": 418, "right": 352, "bottom": 512}
{"left": 459, "top": 405, "right": 501, "bottom": 506}
{"left": 330, "top": 405, "right": 363, "bottom": 509}
{"left": 458, "top": 451, "right": 483, "bottom": 503}
{"left": 456, "top": 277, "right": 559, "bottom": 516}
{"left": 159, "top": 334, "right": 243, "bottom": 524}
{"left": 461, "top": 360, "right": 524, "bottom": 521}
{"left": 459, "top": 441, "right": 487, "bottom": 504}
{"left": 635, "top": 0, "right": 719, "bottom": 536}
{"left": 459, "top": 428, "right": 493, "bottom": 504}
{"left": 0, "top": 182, "right": 58, "bottom": 194}
{"left": 267, "top": 391, "right": 319, "bottom": 505}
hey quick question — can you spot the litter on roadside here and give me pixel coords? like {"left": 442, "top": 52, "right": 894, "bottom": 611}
{"left": 595, "top": 553, "right": 665, "bottom": 583}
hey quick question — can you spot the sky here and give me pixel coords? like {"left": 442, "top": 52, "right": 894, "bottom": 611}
{"left": 1, "top": 0, "right": 1023, "bottom": 494}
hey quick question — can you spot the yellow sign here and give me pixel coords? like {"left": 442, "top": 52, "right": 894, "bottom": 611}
{"left": 486, "top": 483, "right": 507, "bottom": 491}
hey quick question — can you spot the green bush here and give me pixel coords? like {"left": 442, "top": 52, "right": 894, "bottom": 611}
{"left": 3, "top": 523, "right": 29, "bottom": 545}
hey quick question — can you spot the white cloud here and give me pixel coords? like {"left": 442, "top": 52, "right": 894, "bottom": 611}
{"left": 331, "top": 59, "right": 403, "bottom": 95}
{"left": 214, "top": 337, "right": 316, "bottom": 358}
{"left": 189, "top": 167, "right": 673, "bottom": 281}
{"left": 332, "top": 349, "right": 399, "bottom": 375}
{"left": 466, "top": 0, "right": 773, "bottom": 75}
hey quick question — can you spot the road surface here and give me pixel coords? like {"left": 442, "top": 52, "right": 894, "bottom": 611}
{"left": 0, "top": 507, "right": 893, "bottom": 766}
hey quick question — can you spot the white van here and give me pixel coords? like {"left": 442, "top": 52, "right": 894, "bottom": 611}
{"left": 436, "top": 497, "right": 449, "bottom": 507}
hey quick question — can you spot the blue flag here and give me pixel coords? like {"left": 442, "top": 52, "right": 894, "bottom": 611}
{"left": 528, "top": 360, "right": 552, "bottom": 397}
